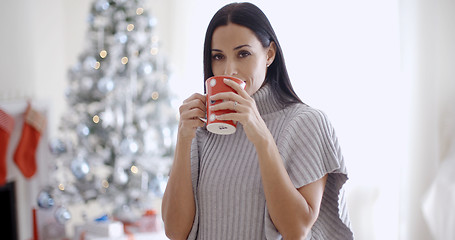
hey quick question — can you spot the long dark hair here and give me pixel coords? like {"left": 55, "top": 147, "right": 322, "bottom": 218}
{"left": 203, "top": 2, "right": 302, "bottom": 105}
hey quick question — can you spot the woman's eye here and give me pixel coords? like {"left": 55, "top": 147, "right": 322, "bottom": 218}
{"left": 238, "top": 51, "right": 251, "bottom": 58}
{"left": 212, "top": 54, "right": 224, "bottom": 60}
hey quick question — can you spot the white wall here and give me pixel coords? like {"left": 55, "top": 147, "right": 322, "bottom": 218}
{"left": 0, "top": 0, "right": 91, "bottom": 137}
{"left": 1, "top": 0, "right": 454, "bottom": 240}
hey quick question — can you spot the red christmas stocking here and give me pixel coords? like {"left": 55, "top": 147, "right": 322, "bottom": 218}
{"left": 14, "top": 104, "right": 46, "bottom": 178}
{"left": 0, "top": 109, "right": 15, "bottom": 185}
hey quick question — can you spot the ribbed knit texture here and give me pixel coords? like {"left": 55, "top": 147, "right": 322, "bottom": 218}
{"left": 188, "top": 84, "right": 353, "bottom": 239}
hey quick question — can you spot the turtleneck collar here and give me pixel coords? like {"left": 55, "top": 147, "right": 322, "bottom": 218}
{"left": 251, "top": 84, "right": 285, "bottom": 116}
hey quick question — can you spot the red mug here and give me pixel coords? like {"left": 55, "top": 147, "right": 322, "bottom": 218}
{"left": 204, "top": 75, "right": 246, "bottom": 135}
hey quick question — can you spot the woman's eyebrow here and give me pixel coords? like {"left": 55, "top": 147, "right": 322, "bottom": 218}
{"left": 233, "top": 44, "right": 251, "bottom": 50}
{"left": 211, "top": 44, "right": 252, "bottom": 52}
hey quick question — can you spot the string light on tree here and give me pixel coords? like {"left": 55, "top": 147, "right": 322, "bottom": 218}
{"left": 92, "top": 115, "right": 100, "bottom": 124}
{"left": 100, "top": 50, "right": 107, "bottom": 58}
{"left": 102, "top": 180, "right": 109, "bottom": 188}
{"left": 151, "top": 36, "right": 159, "bottom": 43}
{"left": 127, "top": 24, "right": 135, "bottom": 31}
{"left": 150, "top": 47, "right": 158, "bottom": 55}
{"left": 151, "top": 91, "right": 159, "bottom": 100}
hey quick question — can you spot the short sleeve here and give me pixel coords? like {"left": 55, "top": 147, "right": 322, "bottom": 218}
{"left": 264, "top": 107, "right": 352, "bottom": 239}
{"left": 278, "top": 108, "right": 347, "bottom": 188}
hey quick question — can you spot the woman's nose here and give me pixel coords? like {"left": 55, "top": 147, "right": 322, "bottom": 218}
{"left": 224, "top": 60, "right": 237, "bottom": 76}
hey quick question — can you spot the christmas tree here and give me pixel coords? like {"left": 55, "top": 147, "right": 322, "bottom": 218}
{"left": 38, "top": 0, "right": 177, "bottom": 226}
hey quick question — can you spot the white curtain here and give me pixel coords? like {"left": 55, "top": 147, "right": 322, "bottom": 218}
{"left": 400, "top": 0, "right": 455, "bottom": 239}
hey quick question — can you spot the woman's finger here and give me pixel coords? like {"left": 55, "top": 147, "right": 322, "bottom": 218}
{"left": 180, "top": 107, "right": 206, "bottom": 120}
{"left": 209, "top": 91, "right": 244, "bottom": 104}
{"left": 215, "top": 112, "right": 247, "bottom": 123}
{"left": 209, "top": 100, "right": 244, "bottom": 112}
{"left": 181, "top": 93, "right": 206, "bottom": 110}
{"left": 223, "top": 78, "right": 249, "bottom": 98}
{"left": 180, "top": 96, "right": 206, "bottom": 114}
{"left": 183, "top": 93, "right": 206, "bottom": 104}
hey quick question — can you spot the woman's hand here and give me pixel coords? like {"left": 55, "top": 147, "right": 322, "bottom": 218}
{"left": 178, "top": 93, "right": 206, "bottom": 141}
{"left": 209, "top": 79, "right": 269, "bottom": 145}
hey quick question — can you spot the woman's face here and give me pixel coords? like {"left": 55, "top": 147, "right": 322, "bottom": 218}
{"left": 211, "top": 23, "right": 275, "bottom": 96}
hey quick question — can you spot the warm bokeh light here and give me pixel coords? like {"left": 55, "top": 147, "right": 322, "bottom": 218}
{"left": 92, "top": 115, "right": 100, "bottom": 123}
{"left": 151, "top": 91, "right": 159, "bottom": 100}
{"left": 150, "top": 47, "right": 158, "bottom": 55}
{"left": 100, "top": 50, "right": 107, "bottom": 58}
{"left": 102, "top": 180, "right": 109, "bottom": 188}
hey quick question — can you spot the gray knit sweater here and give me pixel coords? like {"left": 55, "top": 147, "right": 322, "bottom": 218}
{"left": 188, "top": 84, "right": 353, "bottom": 239}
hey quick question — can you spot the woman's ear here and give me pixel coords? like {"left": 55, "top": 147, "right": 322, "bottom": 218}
{"left": 266, "top": 41, "right": 277, "bottom": 67}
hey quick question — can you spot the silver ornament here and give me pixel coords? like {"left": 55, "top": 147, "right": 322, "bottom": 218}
{"left": 83, "top": 56, "right": 97, "bottom": 71}
{"left": 120, "top": 137, "right": 139, "bottom": 156}
{"left": 71, "top": 156, "right": 90, "bottom": 180}
{"left": 100, "top": 108, "right": 115, "bottom": 128}
{"left": 37, "top": 189, "right": 55, "bottom": 209}
{"left": 148, "top": 17, "right": 157, "bottom": 28}
{"left": 137, "top": 62, "right": 153, "bottom": 76}
{"left": 115, "top": 32, "right": 128, "bottom": 44}
{"left": 87, "top": 14, "right": 94, "bottom": 25}
{"left": 49, "top": 139, "right": 67, "bottom": 156}
{"left": 97, "top": 77, "right": 115, "bottom": 93}
{"left": 54, "top": 206, "right": 72, "bottom": 224}
{"left": 77, "top": 123, "right": 90, "bottom": 137}
{"left": 113, "top": 167, "right": 129, "bottom": 185}
{"left": 95, "top": 0, "right": 110, "bottom": 12}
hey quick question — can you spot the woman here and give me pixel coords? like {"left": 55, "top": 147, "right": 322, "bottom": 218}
{"left": 162, "top": 2, "right": 353, "bottom": 239}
